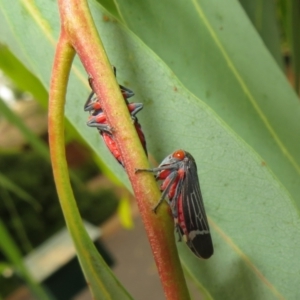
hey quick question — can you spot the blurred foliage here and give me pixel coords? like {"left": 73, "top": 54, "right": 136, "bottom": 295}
{"left": 238, "top": 0, "right": 284, "bottom": 69}
{"left": 0, "top": 45, "right": 48, "bottom": 108}
{"left": 0, "top": 150, "right": 118, "bottom": 296}
{"left": 277, "top": 0, "right": 300, "bottom": 92}
{"left": 0, "top": 150, "right": 118, "bottom": 252}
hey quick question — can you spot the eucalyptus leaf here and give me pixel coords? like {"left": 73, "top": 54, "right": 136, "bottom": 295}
{"left": 113, "top": 0, "right": 300, "bottom": 209}
{"left": 0, "top": 0, "right": 299, "bottom": 299}
{"left": 239, "top": 0, "right": 283, "bottom": 69}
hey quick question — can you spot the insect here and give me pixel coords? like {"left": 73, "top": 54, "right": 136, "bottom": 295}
{"left": 136, "top": 149, "right": 213, "bottom": 259}
{"left": 84, "top": 74, "right": 135, "bottom": 112}
{"left": 84, "top": 67, "right": 147, "bottom": 166}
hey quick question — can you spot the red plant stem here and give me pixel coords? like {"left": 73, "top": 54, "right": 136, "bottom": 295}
{"left": 58, "top": 0, "right": 190, "bottom": 299}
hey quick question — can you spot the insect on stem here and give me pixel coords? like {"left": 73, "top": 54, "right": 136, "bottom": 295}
{"left": 136, "top": 149, "right": 213, "bottom": 259}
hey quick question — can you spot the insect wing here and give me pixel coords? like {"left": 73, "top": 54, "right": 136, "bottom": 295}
{"left": 182, "top": 155, "right": 213, "bottom": 259}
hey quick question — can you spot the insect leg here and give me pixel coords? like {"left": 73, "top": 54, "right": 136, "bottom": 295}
{"left": 113, "top": 66, "right": 134, "bottom": 99}
{"left": 135, "top": 163, "right": 179, "bottom": 174}
{"left": 175, "top": 223, "right": 184, "bottom": 242}
{"left": 84, "top": 91, "right": 98, "bottom": 112}
{"left": 152, "top": 171, "right": 178, "bottom": 213}
{"left": 128, "top": 103, "right": 143, "bottom": 118}
{"left": 119, "top": 84, "right": 135, "bottom": 99}
{"left": 86, "top": 119, "right": 112, "bottom": 134}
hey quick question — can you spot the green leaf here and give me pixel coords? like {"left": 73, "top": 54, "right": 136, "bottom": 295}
{"left": 0, "top": 45, "right": 49, "bottom": 108}
{"left": 278, "top": 0, "right": 300, "bottom": 93}
{"left": 0, "top": 262, "right": 12, "bottom": 274}
{"left": 0, "top": 220, "right": 51, "bottom": 299}
{"left": 0, "top": 98, "right": 49, "bottom": 160}
{"left": 113, "top": 0, "right": 300, "bottom": 208}
{"left": 0, "top": 0, "right": 300, "bottom": 299}
{"left": 0, "top": 172, "right": 41, "bottom": 211}
{"left": 0, "top": 39, "right": 84, "bottom": 147}
{"left": 238, "top": 0, "right": 283, "bottom": 69}
{"left": 117, "top": 196, "right": 134, "bottom": 229}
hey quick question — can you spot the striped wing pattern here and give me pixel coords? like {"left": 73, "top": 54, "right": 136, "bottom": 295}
{"left": 181, "top": 153, "right": 213, "bottom": 259}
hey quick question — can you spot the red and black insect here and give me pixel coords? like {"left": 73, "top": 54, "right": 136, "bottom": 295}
{"left": 136, "top": 149, "right": 213, "bottom": 259}
{"left": 84, "top": 67, "right": 147, "bottom": 166}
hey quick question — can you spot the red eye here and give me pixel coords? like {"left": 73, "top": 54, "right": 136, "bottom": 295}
{"left": 172, "top": 149, "right": 185, "bottom": 160}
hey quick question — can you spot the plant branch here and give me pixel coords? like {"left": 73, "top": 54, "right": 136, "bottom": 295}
{"left": 55, "top": 0, "right": 190, "bottom": 299}
{"left": 48, "top": 26, "right": 132, "bottom": 299}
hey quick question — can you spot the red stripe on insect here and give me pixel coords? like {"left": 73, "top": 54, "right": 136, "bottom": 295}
{"left": 136, "top": 149, "right": 213, "bottom": 259}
